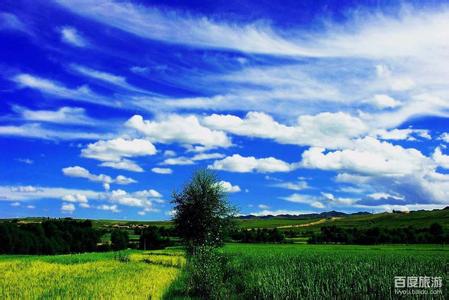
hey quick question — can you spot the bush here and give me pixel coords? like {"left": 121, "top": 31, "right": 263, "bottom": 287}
{"left": 185, "top": 246, "right": 231, "bottom": 299}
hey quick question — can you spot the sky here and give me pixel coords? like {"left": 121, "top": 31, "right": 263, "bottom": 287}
{"left": 1, "top": 0, "right": 449, "bottom": 220}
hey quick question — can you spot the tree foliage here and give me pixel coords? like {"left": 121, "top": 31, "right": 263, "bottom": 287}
{"left": 309, "top": 223, "right": 448, "bottom": 244}
{"left": 171, "top": 170, "right": 236, "bottom": 252}
{"left": 111, "top": 229, "right": 129, "bottom": 251}
{"left": 0, "top": 219, "right": 100, "bottom": 254}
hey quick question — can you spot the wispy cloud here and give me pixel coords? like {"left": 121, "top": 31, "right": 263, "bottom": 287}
{"left": 60, "top": 26, "right": 87, "bottom": 47}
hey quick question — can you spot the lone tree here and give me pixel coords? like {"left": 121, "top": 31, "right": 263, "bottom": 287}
{"left": 111, "top": 229, "right": 129, "bottom": 251}
{"left": 171, "top": 169, "right": 236, "bottom": 253}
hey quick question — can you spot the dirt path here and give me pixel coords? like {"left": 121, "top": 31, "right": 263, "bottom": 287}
{"left": 277, "top": 217, "right": 341, "bottom": 229}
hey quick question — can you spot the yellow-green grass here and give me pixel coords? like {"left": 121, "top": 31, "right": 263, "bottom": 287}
{"left": 0, "top": 249, "right": 184, "bottom": 300}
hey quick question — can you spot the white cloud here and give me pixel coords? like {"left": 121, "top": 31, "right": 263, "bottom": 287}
{"left": 160, "top": 152, "right": 225, "bottom": 166}
{"left": 247, "top": 209, "right": 316, "bottom": 216}
{"left": 0, "top": 123, "right": 109, "bottom": 141}
{"left": 281, "top": 193, "right": 325, "bottom": 209}
{"left": 26, "top": 205, "right": 35, "bottom": 209}
{"left": 0, "top": 185, "right": 101, "bottom": 201}
{"left": 151, "top": 167, "right": 173, "bottom": 174}
{"left": 301, "top": 137, "right": 432, "bottom": 177}
{"left": 62, "top": 166, "right": 136, "bottom": 188}
{"left": 99, "top": 159, "right": 144, "bottom": 172}
{"left": 369, "top": 94, "right": 401, "bottom": 109}
{"left": 258, "top": 204, "right": 269, "bottom": 209}
{"left": 209, "top": 154, "right": 295, "bottom": 173}
{"left": 97, "top": 204, "right": 120, "bottom": 213}
{"left": 161, "top": 157, "right": 195, "bottom": 166}
{"left": 61, "top": 203, "right": 76, "bottom": 213}
{"left": 439, "top": 133, "right": 449, "bottom": 143}
{"left": 163, "top": 150, "right": 176, "bottom": 157}
{"left": 218, "top": 180, "right": 241, "bottom": 193}
{"left": 10, "top": 202, "right": 21, "bottom": 207}
{"left": 126, "top": 114, "right": 231, "bottom": 149}
{"left": 61, "top": 193, "right": 88, "bottom": 203}
{"left": 71, "top": 64, "right": 151, "bottom": 94}
{"left": 368, "top": 192, "right": 404, "bottom": 200}
{"left": 13, "top": 74, "right": 114, "bottom": 107}
{"left": 374, "top": 128, "right": 430, "bottom": 141}
{"left": 115, "top": 175, "right": 137, "bottom": 185}
{"left": 108, "top": 188, "right": 162, "bottom": 210}
{"left": 16, "top": 158, "right": 34, "bottom": 164}
{"left": 272, "top": 180, "right": 308, "bottom": 191}
{"left": 432, "top": 147, "right": 449, "bottom": 169}
{"left": 0, "top": 13, "right": 28, "bottom": 32}
{"left": 60, "top": 26, "right": 87, "bottom": 47}
{"left": 14, "top": 106, "right": 94, "bottom": 125}
{"left": 81, "top": 138, "right": 156, "bottom": 162}
{"left": 54, "top": 0, "right": 315, "bottom": 56}
{"left": 203, "top": 111, "right": 368, "bottom": 149}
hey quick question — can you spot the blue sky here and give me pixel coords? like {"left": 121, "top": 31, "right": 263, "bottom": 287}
{"left": 1, "top": 0, "right": 449, "bottom": 220}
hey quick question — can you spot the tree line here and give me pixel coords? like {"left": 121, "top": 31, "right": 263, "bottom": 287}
{"left": 309, "top": 223, "right": 447, "bottom": 244}
{"left": 230, "top": 228, "right": 285, "bottom": 243}
{"left": 0, "top": 219, "right": 100, "bottom": 254}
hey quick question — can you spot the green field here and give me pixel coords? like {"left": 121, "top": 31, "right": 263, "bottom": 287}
{"left": 0, "top": 249, "right": 185, "bottom": 299}
{"left": 220, "top": 244, "right": 449, "bottom": 298}
{"left": 1, "top": 244, "right": 448, "bottom": 299}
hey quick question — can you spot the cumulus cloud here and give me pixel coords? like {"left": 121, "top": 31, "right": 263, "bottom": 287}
{"left": 81, "top": 138, "right": 155, "bottom": 172}
{"left": 126, "top": 114, "right": 231, "bottom": 149}
{"left": 61, "top": 203, "right": 75, "bottom": 213}
{"left": 369, "top": 94, "right": 401, "bottom": 109}
{"left": 62, "top": 193, "right": 88, "bottom": 203}
{"left": 432, "top": 147, "right": 449, "bottom": 169}
{"left": 99, "top": 159, "right": 144, "bottom": 172}
{"left": 62, "top": 166, "right": 136, "bottom": 189}
{"left": 151, "top": 167, "right": 173, "bottom": 174}
{"left": 97, "top": 204, "right": 120, "bottom": 213}
{"left": 209, "top": 154, "right": 295, "bottom": 173}
{"left": 203, "top": 111, "right": 368, "bottom": 149}
{"left": 82, "top": 138, "right": 156, "bottom": 161}
{"left": 218, "top": 180, "right": 241, "bottom": 193}
{"left": 281, "top": 193, "right": 325, "bottom": 209}
{"left": 301, "top": 137, "right": 432, "bottom": 177}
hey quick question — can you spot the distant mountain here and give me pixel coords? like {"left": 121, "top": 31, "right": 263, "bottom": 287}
{"left": 237, "top": 210, "right": 371, "bottom": 220}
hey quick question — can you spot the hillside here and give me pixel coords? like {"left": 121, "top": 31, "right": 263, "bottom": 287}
{"left": 2, "top": 208, "right": 448, "bottom": 234}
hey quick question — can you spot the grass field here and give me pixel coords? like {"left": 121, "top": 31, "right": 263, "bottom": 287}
{"left": 0, "top": 249, "right": 185, "bottom": 299}
{"left": 1, "top": 244, "right": 448, "bottom": 299}
{"left": 219, "top": 244, "right": 449, "bottom": 299}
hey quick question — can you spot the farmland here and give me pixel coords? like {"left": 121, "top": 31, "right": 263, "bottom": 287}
{"left": 0, "top": 249, "right": 184, "bottom": 299}
{"left": 1, "top": 244, "right": 448, "bottom": 299}
{"left": 219, "top": 244, "right": 449, "bottom": 299}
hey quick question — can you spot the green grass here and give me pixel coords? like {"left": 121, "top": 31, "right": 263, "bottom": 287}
{"left": 218, "top": 243, "right": 449, "bottom": 299}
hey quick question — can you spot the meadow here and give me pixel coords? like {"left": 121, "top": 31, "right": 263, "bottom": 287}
{"left": 1, "top": 244, "right": 448, "bottom": 299}
{"left": 220, "top": 244, "right": 449, "bottom": 299}
{"left": 0, "top": 249, "right": 185, "bottom": 300}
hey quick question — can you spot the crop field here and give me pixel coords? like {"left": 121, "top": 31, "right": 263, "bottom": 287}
{"left": 1, "top": 244, "right": 448, "bottom": 299}
{"left": 0, "top": 249, "right": 185, "bottom": 299}
{"left": 217, "top": 244, "right": 449, "bottom": 299}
